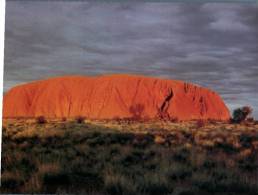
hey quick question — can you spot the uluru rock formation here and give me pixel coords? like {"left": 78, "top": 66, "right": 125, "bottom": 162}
{"left": 3, "top": 74, "right": 230, "bottom": 120}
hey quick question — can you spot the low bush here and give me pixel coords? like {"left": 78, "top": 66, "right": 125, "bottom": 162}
{"left": 75, "top": 116, "right": 85, "bottom": 124}
{"left": 36, "top": 116, "right": 47, "bottom": 124}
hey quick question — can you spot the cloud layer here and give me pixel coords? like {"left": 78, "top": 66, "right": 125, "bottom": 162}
{"left": 4, "top": 2, "right": 258, "bottom": 117}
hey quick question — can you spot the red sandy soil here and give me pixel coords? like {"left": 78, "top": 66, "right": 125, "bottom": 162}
{"left": 3, "top": 74, "right": 230, "bottom": 120}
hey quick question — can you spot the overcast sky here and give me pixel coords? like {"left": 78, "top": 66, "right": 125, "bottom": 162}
{"left": 4, "top": 1, "right": 258, "bottom": 118}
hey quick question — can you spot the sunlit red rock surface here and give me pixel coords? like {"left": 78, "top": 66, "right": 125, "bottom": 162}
{"left": 3, "top": 74, "right": 230, "bottom": 120}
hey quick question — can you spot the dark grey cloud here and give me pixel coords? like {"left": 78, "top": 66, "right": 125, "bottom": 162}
{"left": 4, "top": 2, "right": 258, "bottom": 118}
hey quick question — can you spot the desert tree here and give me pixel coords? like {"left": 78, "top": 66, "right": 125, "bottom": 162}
{"left": 232, "top": 106, "right": 252, "bottom": 123}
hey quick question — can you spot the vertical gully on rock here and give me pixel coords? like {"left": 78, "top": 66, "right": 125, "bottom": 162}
{"left": 158, "top": 88, "right": 174, "bottom": 119}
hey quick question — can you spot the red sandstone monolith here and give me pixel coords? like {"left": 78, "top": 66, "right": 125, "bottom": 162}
{"left": 3, "top": 74, "right": 230, "bottom": 120}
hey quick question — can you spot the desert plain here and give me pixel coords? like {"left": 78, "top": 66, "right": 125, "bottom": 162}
{"left": 1, "top": 118, "right": 258, "bottom": 194}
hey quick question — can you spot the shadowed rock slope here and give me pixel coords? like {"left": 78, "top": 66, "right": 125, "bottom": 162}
{"left": 3, "top": 74, "right": 230, "bottom": 120}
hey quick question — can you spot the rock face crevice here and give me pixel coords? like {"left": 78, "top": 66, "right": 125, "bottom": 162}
{"left": 158, "top": 88, "right": 174, "bottom": 119}
{"left": 3, "top": 74, "right": 230, "bottom": 120}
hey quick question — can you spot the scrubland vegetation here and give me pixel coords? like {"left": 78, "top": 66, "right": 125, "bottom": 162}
{"left": 1, "top": 118, "right": 258, "bottom": 194}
